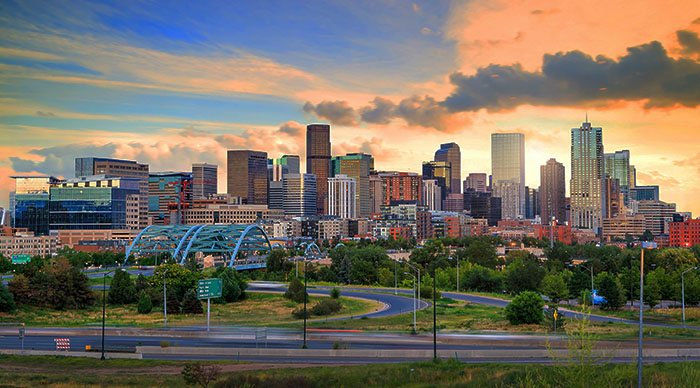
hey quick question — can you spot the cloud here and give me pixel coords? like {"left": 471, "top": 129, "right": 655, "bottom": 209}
{"left": 278, "top": 121, "right": 305, "bottom": 137}
{"left": 674, "top": 153, "right": 700, "bottom": 173}
{"left": 442, "top": 40, "right": 700, "bottom": 112}
{"left": 10, "top": 143, "right": 119, "bottom": 178}
{"left": 637, "top": 170, "right": 681, "bottom": 188}
{"left": 359, "top": 97, "right": 396, "bottom": 124}
{"left": 36, "top": 111, "right": 56, "bottom": 117}
{"left": 397, "top": 95, "right": 452, "bottom": 130}
{"left": 302, "top": 100, "right": 357, "bottom": 126}
{"left": 678, "top": 30, "right": 700, "bottom": 56}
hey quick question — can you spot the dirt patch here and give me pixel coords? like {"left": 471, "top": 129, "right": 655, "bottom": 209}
{"left": 74, "top": 363, "right": 342, "bottom": 375}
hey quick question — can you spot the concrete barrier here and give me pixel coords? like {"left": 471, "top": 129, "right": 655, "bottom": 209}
{"left": 0, "top": 349, "right": 142, "bottom": 359}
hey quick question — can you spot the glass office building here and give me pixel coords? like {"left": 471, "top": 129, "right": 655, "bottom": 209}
{"left": 491, "top": 133, "right": 525, "bottom": 219}
{"left": 11, "top": 176, "right": 60, "bottom": 236}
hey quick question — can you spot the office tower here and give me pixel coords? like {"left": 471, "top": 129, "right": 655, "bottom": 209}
{"left": 637, "top": 200, "right": 676, "bottom": 235}
{"left": 331, "top": 153, "right": 373, "bottom": 217}
{"left": 283, "top": 173, "right": 317, "bottom": 217}
{"left": 524, "top": 187, "right": 540, "bottom": 220}
{"left": 434, "top": 143, "right": 461, "bottom": 194}
{"left": 470, "top": 195, "right": 502, "bottom": 226}
{"left": 540, "top": 158, "right": 566, "bottom": 224}
{"left": 192, "top": 163, "right": 217, "bottom": 200}
{"left": 422, "top": 161, "right": 451, "bottom": 203}
{"left": 328, "top": 174, "right": 357, "bottom": 218}
{"left": 268, "top": 181, "right": 284, "bottom": 210}
{"left": 306, "top": 124, "right": 331, "bottom": 214}
{"left": 268, "top": 155, "right": 300, "bottom": 181}
{"left": 629, "top": 186, "right": 659, "bottom": 202}
{"left": 464, "top": 173, "right": 488, "bottom": 193}
{"left": 603, "top": 177, "right": 621, "bottom": 219}
{"left": 378, "top": 172, "right": 422, "bottom": 204}
{"left": 75, "top": 157, "right": 149, "bottom": 228}
{"left": 629, "top": 165, "right": 637, "bottom": 188}
{"left": 422, "top": 179, "right": 442, "bottom": 211}
{"left": 11, "top": 175, "right": 60, "bottom": 236}
{"left": 443, "top": 193, "right": 464, "bottom": 212}
{"left": 369, "top": 174, "right": 383, "bottom": 214}
{"left": 604, "top": 150, "right": 631, "bottom": 206}
{"left": 462, "top": 188, "right": 476, "bottom": 212}
{"left": 491, "top": 133, "right": 525, "bottom": 219}
{"left": 50, "top": 176, "right": 140, "bottom": 230}
{"left": 570, "top": 120, "right": 604, "bottom": 231}
{"left": 227, "top": 150, "right": 268, "bottom": 205}
{"left": 148, "top": 172, "right": 193, "bottom": 225}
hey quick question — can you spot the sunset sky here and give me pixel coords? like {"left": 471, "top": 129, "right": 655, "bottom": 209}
{"left": 1, "top": 0, "right": 700, "bottom": 215}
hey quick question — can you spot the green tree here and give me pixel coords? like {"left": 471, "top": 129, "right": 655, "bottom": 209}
{"left": 166, "top": 287, "right": 181, "bottom": 315}
{"left": 464, "top": 265, "right": 503, "bottom": 292}
{"left": 184, "top": 257, "right": 202, "bottom": 273}
{"left": 541, "top": 273, "right": 569, "bottom": 304}
{"left": 215, "top": 267, "right": 247, "bottom": 303}
{"left": 0, "top": 283, "right": 16, "bottom": 312}
{"left": 504, "top": 258, "right": 545, "bottom": 294}
{"left": 108, "top": 269, "right": 137, "bottom": 305}
{"left": 464, "top": 240, "right": 500, "bottom": 269}
{"left": 377, "top": 267, "right": 393, "bottom": 287}
{"left": 504, "top": 291, "right": 544, "bottom": 324}
{"left": 135, "top": 274, "right": 150, "bottom": 293}
{"left": 597, "top": 272, "right": 624, "bottom": 310}
{"left": 330, "top": 287, "right": 340, "bottom": 299}
{"left": 644, "top": 271, "right": 662, "bottom": 309}
{"left": 137, "top": 289, "right": 153, "bottom": 314}
{"left": 284, "top": 277, "right": 307, "bottom": 303}
{"left": 182, "top": 289, "right": 203, "bottom": 314}
{"left": 266, "top": 249, "right": 291, "bottom": 273}
{"left": 152, "top": 264, "right": 202, "bottom": 301}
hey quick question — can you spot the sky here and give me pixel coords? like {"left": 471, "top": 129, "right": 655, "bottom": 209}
{"left": 1, "top": 0, "right": 700, "bottom": 215}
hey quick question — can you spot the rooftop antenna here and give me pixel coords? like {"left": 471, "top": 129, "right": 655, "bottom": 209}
{"left": 585, "top": 111, "right": 589, "bottom": 124}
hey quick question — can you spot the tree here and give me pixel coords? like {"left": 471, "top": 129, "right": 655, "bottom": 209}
{"left": 641, "top": 230, "right": 654, "bottom": 242}
{"left": 11, "top": 257, "right": 94, "bottom": 310}
{"left": 135, "top": 274, "right": 150, "bottom": 293}
{"left": 464, "top": 240, "right": 500, "bottom": 269}
{"left": 284, "top": 277, "right": 307, "bottom": 303}
{"left": 0, "top": 283, "right": 16, "bottom": 312}
{"left": 330, "top": 287, "right": 340, "bottom": 299}
{"left": 597, "top": 272, "right": 624, "bottom": 310}
{"left": 541, "top": 274, "right": 569, "bottom": 304}
{"left": 184, "top": 257, "right": 201, "bottom": 273}
{"left": 182, "top": 289, "right": 203, "bottom": 314}
{"left": 166, "top": 287, "right": 181, "bottom": 315}
{"left": 464, "top": 265, "right": 503, "bottom": 292}
{"left": 504, "top": 291, "right": 544, "bottom": 324}
{"left": 504, "top": 258, "right": 545, "bottom": 294}
{"left": 266, "top": 249, "right": 291, "bottom": 273}
{"left": 644, "top": 271, "right": 662, "bottom": 309}
{"left": 108, "top": 269, "right": 137, "bottom": 305}
{"left": 7, "top": 273, "right": 31, "bottom": 305}
{"left": 137, "top": 289, "right": 153, "bottom": 314}
{"left": 152, "top": 264, "right": 202, "bottom": 302}
{"left": 215, "top": 267, "right": 247, "bottom": 303}
{"left": 181, "top": 362, "right": 221, "bottom": 388}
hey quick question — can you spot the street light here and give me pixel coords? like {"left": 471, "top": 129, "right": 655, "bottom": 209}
{"left": 402, "top": 260, "right": 420, "bottom": 306}
{"left": 432, "top": 256, "right": 452, "bottom": 361}
{"left": 638, "top": 242, "right": 656, "bottom": 388}
{"left": 101, "top": 270, "right": 115, "bottom": 360}
{"left": 301, "top": 242, "right": 321, "bottom": 349}
{"left": 682, "top": 267, "right": 698, "bottom": 328}
{"left": 454, "top": 257, "right": 459, "bottom": 293}
{"left": 404, "top": 272, "right": 417, "bottom": 333}
{"left": 163, "top": 268, "right": 170, "bottom": 328}
{"left": 578, "top": 263, "right": 595, "bottom": 294}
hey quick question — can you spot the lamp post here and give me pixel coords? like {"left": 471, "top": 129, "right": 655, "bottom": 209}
{"left": 454, "top": 257, "right": 459, "bottom": 293}
{"left": 402, "top": 260, "right": 420, "bottom": 305}
{"left": 163, "top": 268, "right": 170, "bottom": 328}
{"left": 394, "top": 260, "right": 397, "bottom": 295}
{"left": 404, "top": 272, "right": 416, "bottom": 333}
{"left": 432, "top": 256, "right": 452, "bottom": 361}
{"left": 682, "top": 267, "right": 698, "bottom": 328}
{"left": 101, "top": 270, "right": 114, "bottom": 360}
{"left": 303, "top": 258, "right": 309, "bottom": 349}
{"left": 638, "top": 242, "right": 656, "bottom": 388}
{"left": 579, "top": 263, "right": 595, "bottom": 294}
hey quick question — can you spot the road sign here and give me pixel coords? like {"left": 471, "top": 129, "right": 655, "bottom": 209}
{"left": 11, "top": 254, "right": 31, "bottom": 264}
{"left": 197, "top": 278, "right": 222, "bottom": 299}
{"left": 18, "top": 327, "right": 24, "bottom": 340}
{"left": 553, "top": 311, "right": 558, "bottom": 321}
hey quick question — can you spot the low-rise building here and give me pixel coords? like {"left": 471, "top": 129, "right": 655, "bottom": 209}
{"left": 0, "top": 233, "right": 60, "bottom": 257}
{"left": 669, "top": 219, "right": 700, "bottom": 248}
{"left": 602, "top": 214, "right": 646, "bottom": 240}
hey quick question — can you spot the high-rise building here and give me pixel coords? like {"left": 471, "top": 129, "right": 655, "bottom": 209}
{"left": 328, "top": 174, "right": 357, "bottom": 218}
{"left": 603, "top": 177, "right": 621, "bottom": 219}
{"left": 464, "top": 173, "right": 488, "bottom": 193}
{"left": 75, "top": 157, "right": 149, "bottom": 228}
{"left": 422, "top": 161, "right": 451, "bottom": 203}
{"left": 570, "top": 120, "right": 604, "bottom": 231}
{"left": 604, "top": 150, "right": 631, "bottom": 206}
{"left": 637, "top": 200, "right": 676, "bottom": 236}
{"left": 669, "top": 219, "right": 700, "bottom": 248}
{"left": 50, "top": 175, "right": 140, "bottom": 230}
{"left": 268, "top": 155, "right": 300, "bottom": 181}
{"left": 268, "top": 181, "right": 284, "bottom": 210}
{"left": 192, "top": 163, "right": 217, "bottom": 200}
{"left": 470, "top": 195, "right": 502, "bottom": 226}
{"left": 283, "top": 173, "right": 317, "bottom": 218}
{"left": 443, "top": 193, "right": 464, "bottom": 213}
{"left": 369, "top": 174, "right": 383, "bottom": 215}
{"left": 11, "top": 175, "right": 60, "bottom": 236}
{"left": 491, "top": 133, "right": 525, "bottom": 219}
{"left": 421, "top": 179, "right": 442, "bottom": 211}
{"left": 332, "top": 153, "right": 373, "bottom": 217}
{"left": 524, "top": 187, "right": 540, "bottom": 220}
{"left": 629, "top": 165, "right": 637, "bottom": 188}
{"left": 629, "top": 186, "right": 659, "bottom": 202}
{"left": 434, "top": 143, "right": 461, "bottom": 194}
{"left": 306, "top": 124, "right": 331, "bottom": 214}
{"left": 540, "top": 158, "right": 566, "bottom": 224}
{"left": 148, "top": 172, "right": 192, "bottom": 225}
{"left": 378, "top": 172, "right": 421, "bottom": 204}
{"left": 227, "top": 150, "right": 268, "bottom": 205}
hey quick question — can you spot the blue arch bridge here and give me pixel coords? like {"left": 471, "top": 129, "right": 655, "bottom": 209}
{"left": 123, "top": 224, "right": 274, "bottom": 270}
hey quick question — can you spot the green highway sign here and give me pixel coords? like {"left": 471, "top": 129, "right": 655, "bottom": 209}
{"left": 11, "top": 254, "right": 31, "bottom": 264}
{"left": 198, "top": 278, "right": 222, "bottom": 299}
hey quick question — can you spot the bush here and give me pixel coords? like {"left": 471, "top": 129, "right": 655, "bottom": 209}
{"left": 137, "top": 289, "right": 153, "bottom": 314}
{"left": 182, "top": 362, "right": 221, "bottom": 388}
{"left": 504, "top": 291, "right": 544, "bottom": 325}
{"left": 217, "top": 267, "right": 247, "bottom": 303}
{"left": 330, "top": 287, "right": 340, "bottom": 299}
{"left": 0, "top": 283, "right": 16, "bottom": 312}
{"left": 420, "top": 285, "right": 440, "bottom": 300}
{"left": 182, "top": 289, "right": 203, "bottom": 314}
{"left": 284, "top": 277, "right": 307, "bottom": 303}
{"left": 108, "top": 269, "right": 137, "bottom": 305}
{"left": 310, "top": 299, "right": 343, "bottom": 316}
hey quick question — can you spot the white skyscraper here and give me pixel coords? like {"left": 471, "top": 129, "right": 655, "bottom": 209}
{"left": 328, "top": 174, "right": 356, "bottom": 219}
{"left": 491, "top": 133, "right": 525, "bottom": 220}
{"left": 421, "top": 179, "right": 442, "bottom": 211}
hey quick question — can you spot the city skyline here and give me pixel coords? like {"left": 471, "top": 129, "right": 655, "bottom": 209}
{"left": 1, "top": 1, "right": 700, "bottom": 216}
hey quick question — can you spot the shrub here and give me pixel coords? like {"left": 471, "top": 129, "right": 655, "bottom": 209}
{"left": 330, "top": 287, "right": 340, "bottom": 299}
{"left": 284, "top": 277, "right": 307, "bottom": 303}
{"left": 182, "top": 289, "right": 203, "bottom": 314}
{"left": 137, "top": 289, "right": 153, "bottom": 314}
{"left": 108, "top": 269, "right": 137, "bottom": 305}
{"left": 160, "top": 340, "right": 170, "bottom": 348}
{"left": 182, "top": 362, "right": 221, "bottom": 388}
{"left": 420, "top": 286, "right": 440, "bottom": 300}
{"left": 504, "top": 291, "right": 544, "bottom": 325}
{"left": 0, "top": 283, "right": 16, "bottom": 312}
{"left": 310, "top": 299, "right": 343, "bottom": 316}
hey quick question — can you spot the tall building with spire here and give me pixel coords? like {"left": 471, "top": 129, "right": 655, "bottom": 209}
{"left": 306, "top": 124, "right": 331, "bottom": 215}
{"left": 434, "top": 143, "right": 461, "bottom": 194}
{"left": 570, "top": 119, "right": 604, "bottom": 231}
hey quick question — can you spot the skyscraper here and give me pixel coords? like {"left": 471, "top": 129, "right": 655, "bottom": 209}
{"left": 283, "top": 173, "right": 317, "bottom": 217}
{"left": 422, "top": 161, "right": 451, "bottom": 203}
{"left": 604, "top": 150, "right": 631, "bottom": 206}
{"left": 491, "top": 133, "right": 525, "bottom": 219}
{"left": 328, "top": 174, "right": 357, "bottom": 218}
{"left": 369, "top": 174, "right": 383, "bottom": 215}
{"left": 378, "top": 172, "right": 421, "bottom": 204}
{"left": 227, "top": 150, "right": 268, "bottom": 205}
{"left": 464, "top": 173, "right": 488, "bottom": 193}
{"left": 192, "top": 163, "right": 217, "bottom": 200}
{"left": 570, "top": 120, "right": 604, "bottom": 231}
{"left": 331, "top": 153, "right": 373, "bottom": 217}
{"left": 421, "top": 179, "right": 442, "bottom": 211}
{"left": 540, "top": 158, "right": 566, "bottom": 224}
{"left": 11, "top": 175, "right": 60, "bottom": 236}
{"left": 306, "top": 124, "right": 331, "bottom": 214}
{"left": 268, "top": 155, "right": 300, "bottom": 181}
{"left": 603, "top": 177, "right": 621, "bottom": 219}
{"left": 434, "top": 143, "right": 461, "bottom": 194}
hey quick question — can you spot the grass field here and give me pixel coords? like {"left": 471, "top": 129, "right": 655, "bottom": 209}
{"left": 0, "top": 292, "right": 380, "bottom": 328}
{"left": 564, "top": 304, "right": 700, "bottom": 327}
{"left": 1, "top": 356, "right": 700, "bottom": 387}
